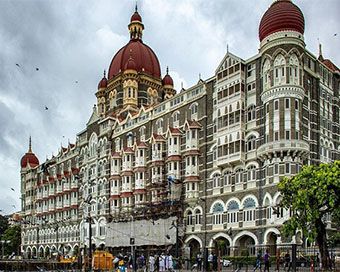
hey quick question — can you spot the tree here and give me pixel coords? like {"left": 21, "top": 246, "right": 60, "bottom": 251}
{"left": 278, "top": 162, "right": 340, "bottom": 270}
{"left": 0, "top": 215, "right": 9, "bottom": 237}
{"left": 1, "top": 225, "right": 21, "bottom": 256}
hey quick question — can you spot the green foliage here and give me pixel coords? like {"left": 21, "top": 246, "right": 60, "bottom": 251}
{"left": 278, "top": 162, "right": 340, "bottom": 242}
{"left": 1, "top": 225, "right": 21, "bottom": 255}
{"left": 328, "top": 232, "right": 340, "bottom": 247}
{"left": 0, "top": 215, "right": 9, "bottom": 237}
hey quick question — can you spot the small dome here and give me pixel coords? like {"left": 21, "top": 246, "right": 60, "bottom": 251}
{"left": 162, "top": 67, "right": 173, "bottom": 87}
{"left": 21, "top": 137, "right": 39, "bottom": 168}
{"left": 259, "top": 0, "right": 305, "bottom": 42}
{"left": 131, "top": 11, "right": 142, "bottom": 22}
{"left": 97, "top": 70, "right": 107, "bottom": 90}
{"left": 124, "top": 51, "right": 137, "bottom": 71}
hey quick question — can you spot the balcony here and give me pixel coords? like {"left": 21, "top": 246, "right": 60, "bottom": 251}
{"left": 151, "top": 151, "right": 163, "bottom": 162}
{"left": 257, "top": 139, "right": 309, "bottom": 161}
{"left": 217, "top": 152, "right": 245, "bottom": 167}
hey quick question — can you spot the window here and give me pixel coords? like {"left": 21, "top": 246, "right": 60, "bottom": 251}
{"left": 227, "top": 201, "right": 239, "bottom": 223}
{"left": 247, "top": 165, "right": 256, "bottom": 180}
{"left": 295, "top": 100, "right": 299, "bottom": 110}
{"left": 186, "top": 211, "right": 193, "bottom": 225}
{"left": 285, "top": 163, "right": 290, "bottom": 174}
{"left": 275, "top": 131, "right": 279, "bottom": 141}
{"left": 195, "top": 210, "right": 201, "bottom": 225}
{"left": 274, "top": 100, "right": 279, "bottom": 110}
{"left": 224, "top": 171, "right": 232, "bottom": 186}
{"left": 247, "top": 136, "right": 256, "bottom": 151}
{"left": 247, "top": 105, "right": 256, "bottom": 121}
{"left": 212, "top": 203, "right": 224, "bottom": 225}
{"left": 235, "top": 169, "right": 243, "bottom": 183}
{"left": 285, "top": 130, "right": 290, "bottom": 140}
{"left": 243, "top": 198, "right": 256, "bottom": 222}
{"left": 213, "top": 174, "right": 221, "bottom": 188}
{"left": 274, "top": 164, "right": 279, "bottom": 175}
{"left": 285, "top": 99, "right": 290, "bottom": 109}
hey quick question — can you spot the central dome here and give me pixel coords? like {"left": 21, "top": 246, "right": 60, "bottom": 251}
{"left": 108, "top": 8, "right": 161, "bottom": 80}
{"left": 108, "top": 40, "right": 161, "bottom": 79}
{"left": 259, "top": 0, "right": 305, "bottom": 42}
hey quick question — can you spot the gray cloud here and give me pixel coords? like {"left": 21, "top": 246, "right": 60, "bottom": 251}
{"left": 0, "top": 0, "right": 339, "bottom": 214}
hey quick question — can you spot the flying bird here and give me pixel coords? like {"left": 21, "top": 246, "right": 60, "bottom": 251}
{"left": 16, "top": 63, "right": 20, "bottom": 67}
{"left": 12, "top": 205, "right": 16, "bottom": 209}
{"left": 45, "top": 106, "right": 48, "bottom": 110}
{"left": 75, "top": 81, "right": 78, "bottom": 83}
{"left": 334, "top": 33, "right": 337, "bottom": 36}
{"left": 10, "top": 188, "right": 15, "bottom": 191}
{"left": 36, "top": 68, "right": 39, "bottom": 71}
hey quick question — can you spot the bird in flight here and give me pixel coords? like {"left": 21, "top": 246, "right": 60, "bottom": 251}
{"left": 75, "top": 81, "right": 78, "bottom": 83}
{"left": 10, "top": 188, "right": 15, "bottom": 191}
{"left": 16, "top": 63, "right": 20, "bottom": 67}
{"left": 12, "top": 205, "right": 16, "bottom": 208}
{"left": 36, "top": 68, "right": 39, "bottom": 71}
{"left": 334, "top": 33, "right": 337, "bottom": 36}
{"left": 45, "top": 106, "right": 49, "bottom": 110}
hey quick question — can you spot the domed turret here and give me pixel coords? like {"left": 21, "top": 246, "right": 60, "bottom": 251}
{"left": 97, "top": 70, "right": 107, "bottom": 90}
{"left": 259, "top": 0, "right": 304, "bottom": 42}
{"left": 162, "top": 67, "right": 174, "bottom": 87}
{"left": 21, "top": 137, "right": 39, "bottom": 169}
{"left": 108, "top": 7, "right": 161, "bottom": 79}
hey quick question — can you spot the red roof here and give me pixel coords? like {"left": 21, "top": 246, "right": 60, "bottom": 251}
{"left": 21, "top": 152, "right": 39, "bottom": 168}
{"left": 121, "top": 170, "right": 134, "bottom": 176}
{"left": 111, "top": 152, "right": 122, "bottom": 158}
{"left": 166, "top": 155, "right": 182, "bottom": 162}
{"left": 152, "top": 133, "right": 166, "bottom": 141}
{"left": 124, "top": 55, "right": 137, "bottom": 71}
{"left": 131, "top": 11, "right": 142, "bottom": 22}
{"left": 108, "top": 40, "right": 161, "bottom": 79}
{"left": 163, "top": 74, "right": 173, "bottom": 87}
{"left": 123, "top": 147, "right": 134, "bottom": 153}
{"left": 322, "top": 59, "right": 340, "bottom": 72}
{"left": 71, "top": 168, "right": 79, "bottom": 174}
{"left": 183, "top": 150, "right": 200, "bottom": 157}
{"left": 48, "top": 177, "right": 55, "bottom": 182}
{"left": 169, "top": 127, "right": 183, "bottom": 135}
{"left": 134, "top": 189, "right": 147, "bottom": 194}
{"left": 259, "top": 0, "right": 305, "bottom": 42}
{"left": 109, "top": 175, "right": 121, "bottom": 180}
{"left": 136, "top": 141, "right": 148, "bottom": 148}
{"left": 186, "top": 120, "right": 202, "bottom": 129}
{"left": 110, "top": 195, "right": 120, "bottom": 199}
{"left": 98, "top": 75, "right": 107, "bottom": 90}
{"left": 184, "top": 176, "right": 200, "bottom": 182}
{"left": 121, "top": 192, "right": 133, "bottom": 197}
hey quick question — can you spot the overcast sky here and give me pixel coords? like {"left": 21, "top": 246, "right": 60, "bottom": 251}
{"left": 0, "top": 0, "right": 339, "bottom": 215}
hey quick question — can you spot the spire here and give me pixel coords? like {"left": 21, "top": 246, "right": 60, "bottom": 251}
{"left": 135, "top": 2, "right": 138, "bottom": 12}
{"left": 318, "top": 40, "right": 324, "bottom": 61}
{"left": 166, "top": 66, "right": 169, "bottom": 74}
{"left": 103, "top": 69, "right": 106, "bottom": 78}
{"left": 28, "top": 136, "right": 32, "bottom": 153}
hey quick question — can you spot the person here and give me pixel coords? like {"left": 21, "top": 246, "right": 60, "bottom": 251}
{"left": 149, "top": 255, "right": 155, "bottom": 272}
{"left": 253, "top": 250, "right": 262, "bottom": 271}
{"left": 197, "top": 252, "right": 202, "bottom": 271}
{"left": 168, "top": 254, "right": 173, "bottom": 271}
{"left": 159, "top": 253, "right": 166, "bottom": 271}
{"left": 212, "top": 253, "right": 218, "bottom": 271}
{"left": 155, "top": 254, "right": 160, "bottom": 272}
{"left": 284, "top": 252, "right": 291, "bottom": 272}
{"left": 208, "top": 253, "right": 213, "bottom": 270}
{"left": 264, "top": 250, "right": 270, "bottom": 272}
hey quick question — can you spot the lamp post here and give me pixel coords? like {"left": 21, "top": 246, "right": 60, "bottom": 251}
{"left": 1, "top": 240, "right": 11, "bottom": 257}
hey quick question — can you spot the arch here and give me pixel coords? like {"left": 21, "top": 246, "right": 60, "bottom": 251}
{"left": 262, "top": 192, "right": 273, "bottom": 206}
{"left": 208, "top": 232, "right": 232, "bottom": 248}
{"left": 245, "top": 161, "right": 259, "bottom": 169}
{"left": 245, "top": 131, "right": 259, "bottom": 141}
{"left": 226, "top": 198, "right": 240, "bottom": 210}
{"left": 209, "top": 200, "right": 225, "bottom": 213}
{"left": 272, "top": 48, "right": 288, "bottom": 60}
{"left": 185, "top": 235, "right": 203, "bottom": 249}
{"left": 241, "top": 195, "right": 258, "bottom": 207}
{"left": 263, "top": 228, "right": 281, "bottom": 245}
{"left": 273, "top": 191, "right": 282, "bottom": 205}
{"left": 209, "top": 170, "right": 221, "bottom": 179}
{"left": 232, "top": 230, "right": 259, "bottom": 247}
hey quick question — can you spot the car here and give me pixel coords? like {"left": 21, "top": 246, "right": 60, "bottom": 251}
{"left": 220, "top": 259, "right": 231, "bottom": 267}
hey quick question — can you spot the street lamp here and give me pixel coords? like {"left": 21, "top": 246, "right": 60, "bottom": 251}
{"left": 1, "top": 240, "right": 11, "bottom": 257}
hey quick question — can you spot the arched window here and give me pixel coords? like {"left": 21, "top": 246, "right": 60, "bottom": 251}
{"left": 140, "top": 126, "right": 146, "bottom": 141}
{"left": 115, "top": 138, "right": 121, "bottom": 152}
{"left": 247, "top": 105, "right": 256, "bottom": 122}
{"left": 289, "top": 54, "right": 299, "bottom": 85}
{"left": 243, "top": 198, "right": 256, "bottom": 222}
{"left": 186, "top": 211, "right": 193, "bottom": 225}
{"left": 227, "top": 200, "right": 239, "bottom": 223}
{"left": 212, "top": 203, "right": 224, "bottom": 225}
{"left": 195, "top": 209, "right": 201, "bottom": 225}
{"left": 224, "top": 171, "right": 232, "bottom": 186}
{"left": 157, "top": 119, "right": 163, "bottom": 134}
{"left": 247, "top": 165, "right": 256, "bottom": 181}
{"left": 173, "top": 111, "right": 180, "bottom": 127}
{"left": 274, "top": 54, "right": 286, "bottom": 86}
{"left": 247, "top": 135, "right": 256, "bottom": 151}
{"left": 190, "top": 104, "right": 198, "bottom": 120}
{"left": 263, "top": 59, "right": 271, "bottom": 90}
{"left": 235, "top": 169, "right": 244, "bottom": 183}
{"left": 213, "top": 173, "right": 221, "bottom": 188}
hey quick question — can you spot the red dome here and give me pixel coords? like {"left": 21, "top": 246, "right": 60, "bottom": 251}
{"left": 131, "top": 11, "right": 142, "bottom": 22}
{"left": 124, "top": 52, "right": 138, "bottom": 71}
{"left": 21, "top": 152, "right": 39, "bottom": 168}
{"left": 162, "top": 68, "right": 173, "bottom": 87}
{"left": 108, "top": 40, "right": 161, "bottom": 79}
{"left": 259, "top": 0, "right": 304, "bottom": 42}
{"left": 98, "top": 73, "right": 107, "bottom": 90}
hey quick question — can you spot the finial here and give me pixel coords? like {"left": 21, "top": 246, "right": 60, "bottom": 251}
{"left": 135, "top": 2, "right": 138, "bottom": 12}
{"left": 319, "top": 41, "right": 322, "bottom": 57}
{"left": 227, "top": 43, "right": 229, "bottom": 53}
{"left": 181, "top": 82, "right": 183, "bottom": 89}
{"left": 199, "top": 73, "right": 201, "bottom": 80}
{"left": 166, "top": 66, "right": 169, "bottom": 74}
{"left": 103, "top": 70, "right": 106, "bottom": 78}
{"left": 28, "top": 136, "right": 32, "bottom": 153}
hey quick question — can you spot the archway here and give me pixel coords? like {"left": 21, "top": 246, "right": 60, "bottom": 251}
{"left": 214, "top": 237, "right": 231, "bottom": 256}
{"left": 32, "top": 247, "right": 37, "bottom": 259}
{"left": 26, "top": 247, "right": 32, "bottom": 259}
{"left": 188, "top": 239, "right": 201, "bottom": 264}
{"left": 234, "top": 234, "right": 256, "bottom": 256}
{"left": 45, "top": 247, "right": 50, "bottom": 258}
{"left": 39, "top": 247, "right": 44, "bottom": 258}
{"left": 266, "top": 232, "right": 278, "bottom": 256}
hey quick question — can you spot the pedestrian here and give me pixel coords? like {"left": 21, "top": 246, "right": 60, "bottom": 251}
{"left": 155, "top": 254, "right": 160, "bottom": 272}
{"left": 149, "top": 255, "right": 155, "bottom": 272}
{"left": 159, "top": 253, "right": 166, "bottom": 271}
{"left": 253, "top": 250, "right": 262, "bottom": 271}
{"left": 208, "top": 252, "right": 213, "bottom": 270}
{"left": 264, "top": 250, "right": 270, "bottom": 272}
{"left": 284, "top": 252, "right": 291, "bottom": 272}
{"left": 212, "top": 252, "right": 218, "bottom": 271}
{"left": 197, "top": 252, "right": 202, "bottom": 271}
{"left": 168, "top": 254, "right": 173, "bottom": 271}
